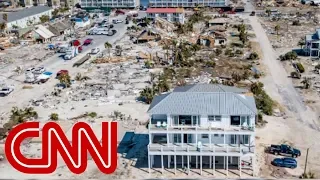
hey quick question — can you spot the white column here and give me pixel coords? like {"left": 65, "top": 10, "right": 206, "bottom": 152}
{"left": 239, "top": 156, "right": 242, "bottom": 177}
{"left": 148, "top": 155, "right": 151, "bottom": 173}
{"left": 213, "top": 156, "right": 215, "bottom": 176}
{"left": 200, "top": 155, "right": 202, "bottom": 175}
{"left": 161, "top": 154, "right": 164, "bottom": 174}
{"left": 209, "top": 134, "right": 212, "bottom": 148}
{"left": 187, "top": 155, "right": 190, "bottom": 175}
{"left": 168, "top": 155, "right": 170, "bottom": 168}
{"left": 226, "top": 156, "right": 229, "bottom": 177}
{"left": 224, "top": 133, "right": 226, "bottom": 148}
{"left": 182, "top": 155, "right": 184, "bottom": 169}
{"left": 196, "top": 156, "right": 198, "bottom": 169}
{"left": 174, "top": 155, "right": 176, "bottom": 175}
{"left": 210, "top": 155, "right": 212, "bottom": 169}
{"left": 181, "top": 133, "right": 183, "bottom": 147}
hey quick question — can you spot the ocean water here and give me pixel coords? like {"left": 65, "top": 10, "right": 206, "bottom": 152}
{"left": 140, "top": 0, "right": 149, "bottom": 7}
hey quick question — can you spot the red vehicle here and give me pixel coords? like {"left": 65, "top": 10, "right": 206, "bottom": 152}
{"left": 115, "top": 10, "right": 125, "bottom": 15}
{"left": 56, "top": 70, "right": 69, "bottom": 78}
{"left": 83, "top": 38, "right": 93, "bottom": 46}
{"left": 78, "top": 46, "right": 83, "bottom": 53}
{"left": 71, "top": 39, "right": 81, "bottom": 46}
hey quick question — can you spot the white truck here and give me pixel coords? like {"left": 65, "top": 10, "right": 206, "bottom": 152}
{"left": 64, "top": 46, "right": 78, "bottom": 60}
{"left": 0, "top": 85, "right": 14, "bottom": 96}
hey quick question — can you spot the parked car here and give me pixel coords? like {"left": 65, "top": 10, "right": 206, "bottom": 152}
{"left": 25, "top": 67, "right": 35, "bottom": 73}
{"left": 96, "top": 31, "right": 109, "bottom": 35}
{"left": 0, "top": 86, "right": 14, "bottom": 96}
{"left": 33, "top": 66, "right": 46, "bottom": 74}
{"left": 268, "top": 144, "right": 301, "bottom": 158}
{"left": 250, "top": 11, "right": 256, "bottom": 16}
{"left": 91, "top": 48, "right": 100, "bottom": 54}
{"left": 78, "top": 46, "right": 83, "bottom": 53}
{"left": 112, "top": 19, "right": 123, "bottom": 24}
{"left": 83, "top": 38, "right": 93, "bottom": 46}
{"left": 271, "top": 158, "right": 297, "bottom": 169}
{"left": 115, "top": 10, "right": 125, "bottom": 15}
{"left": 107, "top": 29, "right": 117, "bottom": 36}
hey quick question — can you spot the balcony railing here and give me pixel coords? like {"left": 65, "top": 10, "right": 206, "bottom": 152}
{"left": 148, "top": 143, "right": 254, "bottom": 155}
{"left": 148, "top": 123, "right": 254, "bottom": 132}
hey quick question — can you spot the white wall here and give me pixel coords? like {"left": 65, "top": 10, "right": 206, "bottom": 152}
{"left": 8, "top": 9, "right": 53, "bottom": 29}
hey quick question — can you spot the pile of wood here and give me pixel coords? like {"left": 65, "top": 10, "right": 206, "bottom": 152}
{"left": 93, "top": 56, "right": 133, "bottom": 64}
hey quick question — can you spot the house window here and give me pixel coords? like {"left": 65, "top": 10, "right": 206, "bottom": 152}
{"left": 208, "top": 115, "right": 221, "bottom": 121}
{"left": 214, "top": 134, "right": 219, "bottom": 137}
{"left": 220, "top": 134, "right": 224, "bottom": 137}
{"left": 173, "top": 134, "right": 181, "bottom": 143}
{"left": 202, "top": 134, "right": 209, "bottom": 138}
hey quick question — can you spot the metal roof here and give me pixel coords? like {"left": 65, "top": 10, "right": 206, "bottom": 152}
{"left": 0, "top": 6, "right": 52, "bottom": 23}
{"left": 148, "top": 84, "right": 256, "bottom": 115}
{"left": 173, "top": 84, "right": 248, "bottom": 93}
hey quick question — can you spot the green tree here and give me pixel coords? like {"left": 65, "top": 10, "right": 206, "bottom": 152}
{"left": 49, "top": 113, "right": 59, "bottom": 121}
{"left": 274, "top": 24, "right": 280, "bottom": 35}
{"left": 39, "top": 15, "right": 50, "bottom": 23}
{"left": 239, "top": 31, "right": 248, "bottom": 44}
{"left": 58, "top": 73, "right": 71, "bottom": 88}
{"left": 52, "top": 9, "right": 59, "bottom": 17}
{"left": 237, "top": 24, "right": 246, "bottom": 33}
{"left": 104, "top": 41, "right": 112, "bottom": 59}
{"left": 139, "top": 87, "right": 155, "bottom": 104}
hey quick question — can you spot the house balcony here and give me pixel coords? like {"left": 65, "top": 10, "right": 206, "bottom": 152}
{"left": 148, "top": 123, "right": 254, "bottom": 134}
{"left": 148, "top": 143, "right": 254, "bottom": 156}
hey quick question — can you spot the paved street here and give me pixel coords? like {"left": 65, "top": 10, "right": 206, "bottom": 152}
{"left": 0, "top": 14, "right": 129, "bottom": 117}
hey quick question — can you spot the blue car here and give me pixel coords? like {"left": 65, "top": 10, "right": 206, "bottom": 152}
{"left": 271, "top": 158, "right": 297, "bottom": 168}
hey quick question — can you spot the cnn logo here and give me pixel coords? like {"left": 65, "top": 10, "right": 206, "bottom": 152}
{"left": 5, "top": 121, "right": 118, "bottom": 174}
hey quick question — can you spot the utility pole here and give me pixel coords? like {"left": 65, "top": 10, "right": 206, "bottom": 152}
{"left": 303, "top": 148, "right": 309, "bottom": 176}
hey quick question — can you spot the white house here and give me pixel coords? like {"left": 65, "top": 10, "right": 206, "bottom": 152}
{"left": 146, "top": 8, "right": 185, "bottom": 24}
{"left": 147, "top": 84, "right": 256, "bottom": 177}
{"left": 0, "top": 6, "right": 53, "bottom": 30}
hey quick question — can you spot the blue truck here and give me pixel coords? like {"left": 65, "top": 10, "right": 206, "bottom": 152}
{"left": 269, "top": 144, "right": 301, "bottom": 158}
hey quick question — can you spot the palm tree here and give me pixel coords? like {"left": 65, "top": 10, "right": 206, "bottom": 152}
{"left": 2, "top": 13, "right": 8, "bottom": 22}
{"left": 298, "top": 38, "right": 305, "bottom": 50}
{"left": 58, "top": 73, "right": 71, "bottom": 88}
{"left": 237, "top": 24, "right": 246, "bottom": 33}
{"left": 0, "top": 23, "right": 6, "bottom": 33}
{"left": 266, "top": 9, "right": 271, "bottom": 17}
{"left": 104, "top": 41, "right": 112, "bottom": 59}
{"left": 274, "top": 25, "right": 280, "bottom": 35}
{"left": 139, "top": 87, "right": 155, "bottom": 104}
{"left": 301, "top": 77, "right": 311, "bottom": 89}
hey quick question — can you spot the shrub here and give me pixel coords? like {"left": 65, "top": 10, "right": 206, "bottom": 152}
{"left": 235, "top": 49, "right": 244, "bottom": 55}
{"left": 215, "top": 48, "right": 222, "bottom": 56}
{"left": 279, "top": 51, "right": 297, "bottom": 61}
{"left": 292, "top": 20, "right": 301, "bottom": 26}
{"left": 206, "top": 61, "right": 216, "bottom": 68}
{"left": 296, "top": 62, "right": 305, "bottom": 73}
{"left": 250, "top": 82, "right": 274, "bottom": 115}
{"left": 291, "top": 71, "right": 301, "bottom": 79}
{"left": 88, "top": 112, "right": 97, "bottom": 118}
{"left": 248, "top": 52, "right": 259, "bottom": 60}
{"left": 231, "top": 42, "right": 244, "bottom": 48}
{"left": 49, "top": 113, "right": 59, "bottom": 121}
{"left": 225, "top": 49, "right": 232, "bottom": 56}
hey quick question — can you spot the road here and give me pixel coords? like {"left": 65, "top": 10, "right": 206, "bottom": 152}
{"left": 0, "top": 14, "right": 129, "bottom": 119}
